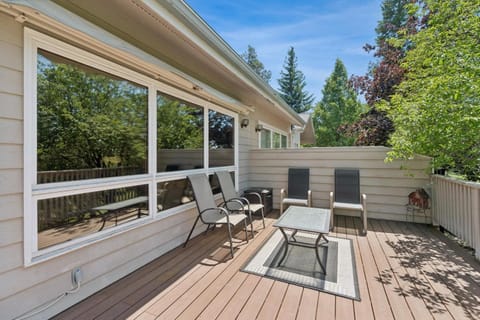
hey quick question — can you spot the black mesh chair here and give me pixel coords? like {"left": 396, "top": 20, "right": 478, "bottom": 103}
{"left": 280, "top": 168, "right": 312, "bottom": 213}
{"left": 330, "top": 168, "right": 367, "bottom": 234}
{"left": 184, "top": 174, "right": 249, "bottom": 258}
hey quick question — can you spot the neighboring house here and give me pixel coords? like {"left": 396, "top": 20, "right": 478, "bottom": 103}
{"left": 291, "top": 112, "right": 316, "bottom": 148}
{"left": 0, "top": 0, "right": 308, "bottom": 318}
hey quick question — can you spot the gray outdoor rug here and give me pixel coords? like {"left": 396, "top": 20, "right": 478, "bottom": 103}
{"left": 241, "top": 230, "right": 360, "bottom": 300}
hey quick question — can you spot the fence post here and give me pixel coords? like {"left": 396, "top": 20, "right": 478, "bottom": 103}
{"left": 473, "top": 188, "right": 480, "bottom": 261}
{"left": 431, "top": 176, "right": 439, "bottom": 226}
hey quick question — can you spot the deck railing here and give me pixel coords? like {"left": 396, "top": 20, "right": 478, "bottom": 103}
{"left": 432, "top": 175, "right": 480, "bottom": 259}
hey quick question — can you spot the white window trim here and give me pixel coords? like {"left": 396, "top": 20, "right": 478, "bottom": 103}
{"left": 24, "top": 28, "right": 239, "bottom": 266}
{"left": 257, "top": 121, "right": 289, "bottom": 149}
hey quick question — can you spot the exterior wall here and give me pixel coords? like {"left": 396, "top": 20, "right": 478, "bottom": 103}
{"left": 248, "top": 147, "right": 432, "bottom": 223}
{"left": 0, "top": 12, "right": 266, "bottom": 319}
{"left": 238, "top": 107, "right": 292, "bottom": 191}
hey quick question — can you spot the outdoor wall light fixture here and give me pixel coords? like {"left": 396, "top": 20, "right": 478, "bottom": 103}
{"left": 255, "top": 124, "right": 263, "bottom": 132}
{"left": 241, "top": 118, "right": 249, "bottom": 128}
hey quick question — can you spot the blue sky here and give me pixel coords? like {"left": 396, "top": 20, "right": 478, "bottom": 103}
{"left": 185, "top": 0, "right": 383, "bottom": 103}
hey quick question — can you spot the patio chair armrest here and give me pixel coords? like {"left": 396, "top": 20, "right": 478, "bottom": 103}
{"left": 223, "top": 198, "right": 246, "bottom": 212}
{"left": 361, "top": 194, "right": 367, "bottom": 233}
{"left": 280, "top": 188, "right": 286, "bottom": 201}
{"left": 307, "top": 190, "right": 312, "bottom": 207}
{"left": 243, "top": 192, "right": 262, "bottom": 204}
{"left": 199, "top": 206, "right": 231, "bottom": 224}
{"left": 329, "top": 191, "right": 334, "bottom": 230}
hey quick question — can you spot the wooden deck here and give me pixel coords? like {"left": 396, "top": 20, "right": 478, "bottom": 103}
{"left": 54, "top": 212, "right": 480, "bottom": 320}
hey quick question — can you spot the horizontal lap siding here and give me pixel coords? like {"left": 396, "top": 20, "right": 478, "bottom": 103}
{"left": 248, "top": 147, "right": 431, "bottom": 222}
{"left": 0, "top": 12, "right": 270, "bottom": 319}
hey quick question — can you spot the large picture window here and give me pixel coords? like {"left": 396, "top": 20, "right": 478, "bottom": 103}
{"left": 24, "top": 29, "right": 238, "bottom": 264}
{"left": 37, "top": 50, "right": 148, "bottom": 183}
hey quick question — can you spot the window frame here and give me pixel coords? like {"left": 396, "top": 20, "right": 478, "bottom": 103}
{"left": 257, "top": 121, "right": 289, "bottom": 149}
{"left": 23, "top": 28, "right": 239, "bottom": 265}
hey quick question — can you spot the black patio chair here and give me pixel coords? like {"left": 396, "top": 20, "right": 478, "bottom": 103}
{"left": 280, "top": 168, "right": 312, "bottom": 213}
{"left": 330, "top": 168, "right": 367, "bottom": 234}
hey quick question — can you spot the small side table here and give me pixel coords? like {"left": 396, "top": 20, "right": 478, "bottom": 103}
{"left": 273, "top": 206, "right": 331, "bottom": 273}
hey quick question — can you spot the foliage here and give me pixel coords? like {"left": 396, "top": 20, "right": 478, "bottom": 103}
{"left": 339, "top": 108, "right": 394, "bottom": 146}
{"left": 241, "top": 45, "right": 272, "bottom": 83}
{"left": 157, "top": 96, "right": 203, "bottom": 150}
{"left": 348, "top": 0, "right": 425, "bottom": 145}
{"left": 278, "top": 47, "right": 315, "bottom": 113}
{"left": 382, "top": 0, "right": 480, "bottom": 180}
{"left": 313, "top": 59, "right": 365, "bottom": 146}
{"left": 37, "top": 54, "right": 148, "bottom": 171}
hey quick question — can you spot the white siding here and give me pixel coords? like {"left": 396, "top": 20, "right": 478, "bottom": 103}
{"left": 0, "top": 11, "right": 262, "bottom": 319}
{"left": 248, "top": 147, "right": 431, "bottom": 223}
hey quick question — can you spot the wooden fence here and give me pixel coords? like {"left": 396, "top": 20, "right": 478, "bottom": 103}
{"left": 432, "top": 175, "right": 480, "bottom": 259}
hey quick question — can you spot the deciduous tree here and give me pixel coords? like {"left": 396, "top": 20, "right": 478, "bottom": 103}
{"left": 382, "top": 0, "right": 480, "bottom": 180}
{"left": 347, "top": 0, "right": 425, "bottom": 145}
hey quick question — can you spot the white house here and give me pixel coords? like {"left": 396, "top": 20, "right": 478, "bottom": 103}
{"left": 0, "top": 0, "right": 314, "bottom": 318}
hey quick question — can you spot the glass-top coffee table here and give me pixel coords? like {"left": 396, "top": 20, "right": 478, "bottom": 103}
{"left": 273, "top": 206, "right": 331, "bottom": 273}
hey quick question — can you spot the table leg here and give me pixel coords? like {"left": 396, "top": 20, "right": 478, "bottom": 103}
{"left": 315, "top": 233, "right": 328, "bottom": 274}
{"left": 277, "top": 227, "right": 290, "bottom": 267}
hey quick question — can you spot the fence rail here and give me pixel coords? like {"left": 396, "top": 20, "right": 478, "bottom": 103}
{"left": 432, "top": 175, "right": 480, "bottom": 260}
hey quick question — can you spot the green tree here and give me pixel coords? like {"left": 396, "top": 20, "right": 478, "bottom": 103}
{"left": 241, "top": 45, "right": 272, "bottom": 83}
{"left": 348, "top": 0, "right": 425, "bottom": 145}
{"left": 157, "top": 97, "right": 203, "bottom": 150}
{"left": 313, "top": 59, "right": 364, "bottom": 146}
{"left": 37, "top": 54, "right": 148, "bottom": 171}
{"left": 278, "top": 47, "right": 314, "bottom": 113}
{"left": 382, "top": 0, "right": 480, "bottom": 180}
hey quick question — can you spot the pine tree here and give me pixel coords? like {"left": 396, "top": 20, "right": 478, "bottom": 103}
{"left": 241, "top": 45, "right": 272, "bottom": 83}
{"left": 277, "top": 47, "right": 314, "bottom": 113}
{"left": 313, "top": 59, "right": 364, "bottom": 146}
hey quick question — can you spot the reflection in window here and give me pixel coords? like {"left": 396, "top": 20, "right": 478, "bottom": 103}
{"left": 36, "top": 50, "right": 148, "bottom": 184}
{"left": 260, "top": 129, "right": 271, "bottom": 148}
{"left": 157, "top": 178, "right": 193, "bottom": 211}
{"left": 157, "top": 93, "right": 204, "bottom": 172}
{"left": 209, "top": 110, "right": 234, "bottom": 167}
{"left": 273, "top": 132, "right": 281, "bottom": 148}
{"left": 37, "top": 185, "right": 149, "bottom": 249}
{"left": 281, "top": 135, "right": 287, "bottom": 148}
{"left": 260, "top": 128, "right": 288, "bottom": 149}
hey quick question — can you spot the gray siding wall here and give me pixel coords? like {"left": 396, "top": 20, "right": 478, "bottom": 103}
{"left": 248, "top": 147, "right": 432, "bottom": 222}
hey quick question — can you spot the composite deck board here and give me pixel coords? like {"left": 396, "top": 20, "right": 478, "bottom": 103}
{"left": 296, "top": 288, "right": 318, "bottom": 320}
{"left": 394, "top": 221, "right": 474, "bottom": 319}
{"left": 407, "top": 222, "right": 480, "bottom": 318}
{"left": 392, "top": 221, "right": 468, "bottom": 319}
{"left": 345, "top": 214, "right": 375, "bottom": 320}
{"left": 373, "top": 220, "right": 434, "bottom": 320}
{"left": 353, "top": 217, "right": 395, "bottom": 320}
{"left": 55, "top": 213, "right": 479, "bottom": 320}
{"left": 256, "top": 280, "right": 288, "bottom": 320}
{"left": 366, "top": 220, "right": 414, "bottom": 320}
